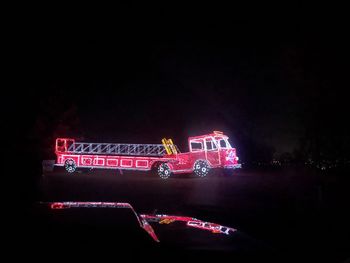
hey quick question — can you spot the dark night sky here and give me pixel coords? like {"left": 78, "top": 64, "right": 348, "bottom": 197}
{"left": 5, "top": 9, "right": 350, "bottom": 259}
{"left": 9, "top": 8, "right": 348, "bottom": 162}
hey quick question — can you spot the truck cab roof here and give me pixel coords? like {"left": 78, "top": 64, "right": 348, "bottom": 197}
{"left": 188, "top": 131, "right": 228, "bottom": 141}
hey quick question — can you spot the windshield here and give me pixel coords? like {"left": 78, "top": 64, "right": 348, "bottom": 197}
{"left": 218, "top": 138, "right": 232, "bottom": 149}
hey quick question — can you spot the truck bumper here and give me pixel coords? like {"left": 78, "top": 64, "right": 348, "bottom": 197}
{"left": 224, "top": 164, "right": 242, "bottom": 169}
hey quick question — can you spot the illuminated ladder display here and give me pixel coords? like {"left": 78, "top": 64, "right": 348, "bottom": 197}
{"left": 162, "top": 138, "right": 178, "bottom": 155}
{"left": 66, "top": 142, "right": 179, "bottom": 156}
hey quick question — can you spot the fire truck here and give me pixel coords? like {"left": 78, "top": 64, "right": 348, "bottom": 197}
{"left": 55, "top": 131, "right": 241, "bottom": 179}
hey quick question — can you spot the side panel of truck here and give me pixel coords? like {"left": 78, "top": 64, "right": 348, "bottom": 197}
{"left": 57, "top": 153, "right": 172, "bottom": 171}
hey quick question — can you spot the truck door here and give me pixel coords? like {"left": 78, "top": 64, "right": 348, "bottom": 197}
{"left": 205, "top": 137, "right": 220, "bottom": 167}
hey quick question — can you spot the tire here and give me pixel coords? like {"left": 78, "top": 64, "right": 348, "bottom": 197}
{"left": 157, "top": 163, "right": 171, "bottom": 179}
{"left": 193, "top": 160, "right": 210, "bottom": 177}
{"left": 64, "top": 158, "right": 77, "bottom": 173}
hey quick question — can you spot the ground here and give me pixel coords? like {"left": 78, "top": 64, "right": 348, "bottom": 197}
{"left": 20, "top": 167, "right": 350, "bottom": 262}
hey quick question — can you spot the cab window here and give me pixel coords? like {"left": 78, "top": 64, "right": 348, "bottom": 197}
{"left": 56, "top": 139, "right": 66, "bottom": 152}
{"left": 190, "top": 141, "right": 203, "bottom": 151}
{"left": 219, "top": 139, "right": 227, "bottom": 148}
{"left": 206, "top": 138, "right": 217, "bottom": 151}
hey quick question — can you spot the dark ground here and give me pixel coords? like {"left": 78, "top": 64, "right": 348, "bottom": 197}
{"left": 14, "top": 167, "right": 350, "bottom": 262}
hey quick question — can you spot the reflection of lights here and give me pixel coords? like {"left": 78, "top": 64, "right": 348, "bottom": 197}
{"left": 48, "top": 202, "right": 159, "bottom": 242}
{"left": 186, "top": 220, "right": 235, "bottom": 235}
{"left": 50, "top": 202, "right": 132, "bottom": 209}
{"left": 141, "top": 214, "right": 236, "bottom": 235}
{"left": 51, "top": 203, "right": 65, "bottom": 209}
{"left": 159, "top": 218, "right": 176, "bottom": 224}
{"left": 47, "top": 202, "right": 237, "bottom": 241}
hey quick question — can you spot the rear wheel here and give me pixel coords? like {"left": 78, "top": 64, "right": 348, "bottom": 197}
{"left": 193, "top": 160, "right": 210, "bottom": 177}
{"left": 64, "top": 159, "right": 76, "bottom": 173}
{"left": 157, "top": 163, "right": 171, "bottom": 179}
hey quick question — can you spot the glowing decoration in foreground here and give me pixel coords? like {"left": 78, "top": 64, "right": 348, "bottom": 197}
{"left": 48, "top": 201, "right": 237, "bottom": 242}
{"left": 140, "top": 214, "right": 236, "bottom": 235}
{"left": 55, "top": 131, "right": 241, "bottom": 179}
{"left": 49, "top": 202, "right": 159, "bottom": 242}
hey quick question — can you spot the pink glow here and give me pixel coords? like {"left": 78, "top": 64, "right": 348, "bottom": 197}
{"left": 47, "top": 202, "right": 236, "bottom": 242}
{"left": 140, "top": 214, "right": 236, "bottom": 235}
{"left": 55, "top": 132, "right": 241, "bottom": 177}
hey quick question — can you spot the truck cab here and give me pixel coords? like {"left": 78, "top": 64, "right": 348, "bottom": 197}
{"left": 188, "top": 131, "right": 240, "bottom": 169}
{"left": 160, "top": 131, "right": 241, "bottom": 178}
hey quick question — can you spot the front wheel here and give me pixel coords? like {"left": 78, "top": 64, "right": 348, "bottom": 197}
{"left": 193, "top": 160, "right": 210, "bottom": 177}
{"left": 64, "top": 159, "right": 76, "bottom": 173}
{"left": 157, "top": 163, "right": 172, "bottom": 179}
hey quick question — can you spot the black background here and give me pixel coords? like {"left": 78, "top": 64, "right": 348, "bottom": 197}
{"left": 5, "top": 4, "right": 350, "bottom": 262}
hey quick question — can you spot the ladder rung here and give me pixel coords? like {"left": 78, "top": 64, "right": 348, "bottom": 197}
{"left": 66, "top": 142, "right": 177, "bottom": 156}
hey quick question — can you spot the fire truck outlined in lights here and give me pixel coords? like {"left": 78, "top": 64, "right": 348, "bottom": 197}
{"left": 55, "top": 131, "right": 241, "bottom": 179}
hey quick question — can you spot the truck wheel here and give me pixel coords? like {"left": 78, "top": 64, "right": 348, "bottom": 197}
{"left": 157, "top": 163, "right": 171, "bottom": 179}
{"left": 194, "top": 160, "right": 210, "bottom": 177}
{"left": 64, "top": 159, "right": 76, "bottom": 173}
